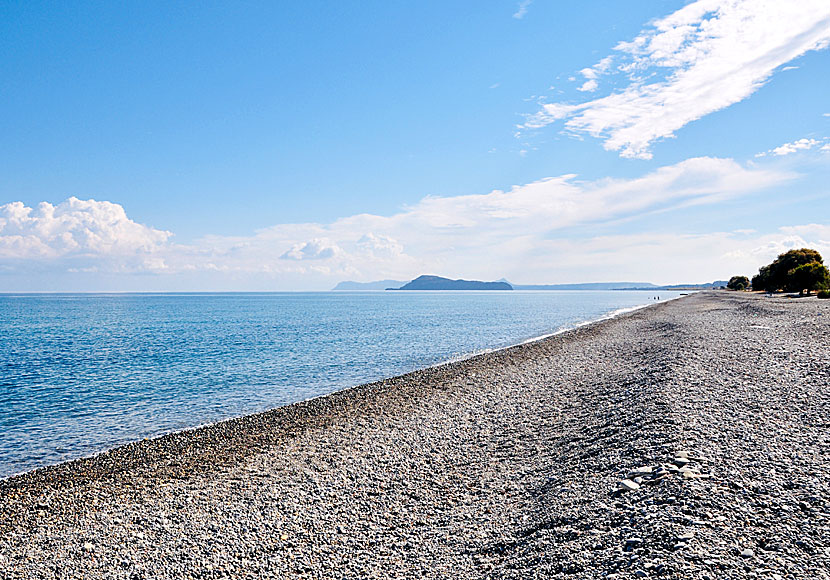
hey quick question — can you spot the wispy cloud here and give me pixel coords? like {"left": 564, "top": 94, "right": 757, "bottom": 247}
{"left": 0, "top": 157, "right": 794, "bottom": 288}
{"left": 525, "top": 0, "right": 830, "bottom": 159}
{"left": 513, "top": 0, "right": 532, "bottom": 20}
{"left": 575, "top": 57, "right": 612, "bottom": 93}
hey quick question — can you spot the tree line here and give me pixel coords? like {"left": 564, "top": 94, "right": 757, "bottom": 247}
{"left": 728, "top": 248, "right": 829, "bottom": 296}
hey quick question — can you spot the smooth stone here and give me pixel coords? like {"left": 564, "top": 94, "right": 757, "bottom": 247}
{"left": 618, "top": 479, "right": 640, "bottom": 491}
{"left": 740, "top": 548, "right": 755, "bottom": 558}
{"left": 635, "top": 570, "right": 648, "bottom": 578}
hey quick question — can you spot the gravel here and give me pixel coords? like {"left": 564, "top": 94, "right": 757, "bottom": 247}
{"left": 1, "top": 291, "right": 828, "bottom": 579}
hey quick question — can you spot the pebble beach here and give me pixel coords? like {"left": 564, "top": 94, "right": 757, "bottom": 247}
{"left": 1, "top": 291, "right": 828, "bottom": 579}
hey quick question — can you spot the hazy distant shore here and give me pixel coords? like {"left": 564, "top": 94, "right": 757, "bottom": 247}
{"left": 1, "top": 292, "right": 828, "bottom": 579}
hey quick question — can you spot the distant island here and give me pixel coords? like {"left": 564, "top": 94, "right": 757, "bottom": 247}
{"left": 389, "top": 275, "right": 513, "bottom": 291}
{"left": 334, "top": 277, "right": 729, "bottom": 291}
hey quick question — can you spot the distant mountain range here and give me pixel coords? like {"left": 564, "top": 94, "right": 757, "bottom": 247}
{"left": 333, "top": 276, "right": 729, "bottom": 291}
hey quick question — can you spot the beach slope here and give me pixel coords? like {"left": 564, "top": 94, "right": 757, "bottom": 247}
{"left": 1, "top": 292, "right": 828, "bottom": 579}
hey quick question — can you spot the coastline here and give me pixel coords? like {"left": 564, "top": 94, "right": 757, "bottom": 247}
{"left": 2, "top": 291, "right": 828, "bottom": 578}
{"left": 0, "top": 293, "right": 680, "bottom": 484}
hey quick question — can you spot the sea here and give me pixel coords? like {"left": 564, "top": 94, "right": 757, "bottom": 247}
{"left": 0, "top": 290, "right": 683, "bottom": 479}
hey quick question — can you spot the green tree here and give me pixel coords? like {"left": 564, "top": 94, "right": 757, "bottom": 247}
{"left": 788, "top": 262, "right": 830, "bottom": 296}
{"left": 752, "top": 248, "right": 824, "bottom": 292}
{"left": 727, "top": 275, "right": 749, "bottom": 290}
{"left": 751, "top": 265, "right": 770, "bottom": 291}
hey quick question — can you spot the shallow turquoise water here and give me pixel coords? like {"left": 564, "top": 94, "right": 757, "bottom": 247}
{"left": 0, "top": 290, "right": 681, "bottom": 478}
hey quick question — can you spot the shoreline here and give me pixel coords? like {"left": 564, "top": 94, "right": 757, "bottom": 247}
{"left": 0, "top": 293, "right": 682, "bottom": 484}
{"left": 2, "top": 291, "right": 828, "bottom": 579}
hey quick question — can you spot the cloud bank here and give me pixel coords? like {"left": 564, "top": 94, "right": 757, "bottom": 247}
{"left": 525, "top": 0, "right": 830, "bottom": 158}
{"left": 0, "top": 157, "right": 807, "bottom": 289}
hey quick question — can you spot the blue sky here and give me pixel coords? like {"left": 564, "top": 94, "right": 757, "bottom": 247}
{"left": 1, "top": 0, "right": 829, "bottom": 290}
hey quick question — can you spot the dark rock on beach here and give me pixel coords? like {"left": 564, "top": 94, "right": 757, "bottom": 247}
{"left": 1, "top": 291, "right": 828, "bottom": 579}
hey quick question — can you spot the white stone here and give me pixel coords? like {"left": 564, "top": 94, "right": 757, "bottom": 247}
{"left": 618, "top": 479, "right": 640, "bottom": 491}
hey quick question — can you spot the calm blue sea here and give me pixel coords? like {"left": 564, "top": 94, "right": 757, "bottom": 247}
{"left": 0, "top": 290, "right": 682, "bottom": 478}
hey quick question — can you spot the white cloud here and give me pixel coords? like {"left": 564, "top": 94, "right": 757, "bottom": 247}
{"left": 280, "top": 238, "right": 342, "bottom": 261}
{"left": 552, "top": 226, "right": 830, "bottom": 284}
{"left": 778, "top": 223, "right": 830, "bottom": 244}
{"left": 577, "top": 79, "right": 598, "bottom": 92}
{"left": 357, "top": 233, "right": 404, "bottom": 258}
{"left": 525, "top": 0, "right": 830, "bottom": 159}
{"left": 756, "top": 137, "right": 826, "bottom": 157}
{"left": 0, "top": 197, "right": 171, "bottom": 270}
{"left": 576, "top": 57, "right": 613, "bottom": 93}
{"left": 771, "top": 138, "right": 821, "bottom": 156}
{"left": 722, "top": 227, "right": 830, "bottom": 270}
{"left": 513, "top": 0, "right": 532, "bottom": 20}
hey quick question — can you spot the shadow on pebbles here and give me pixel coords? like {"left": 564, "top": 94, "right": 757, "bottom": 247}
{"left": 1, "top": 292, "right": 828, "bottom": 579}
